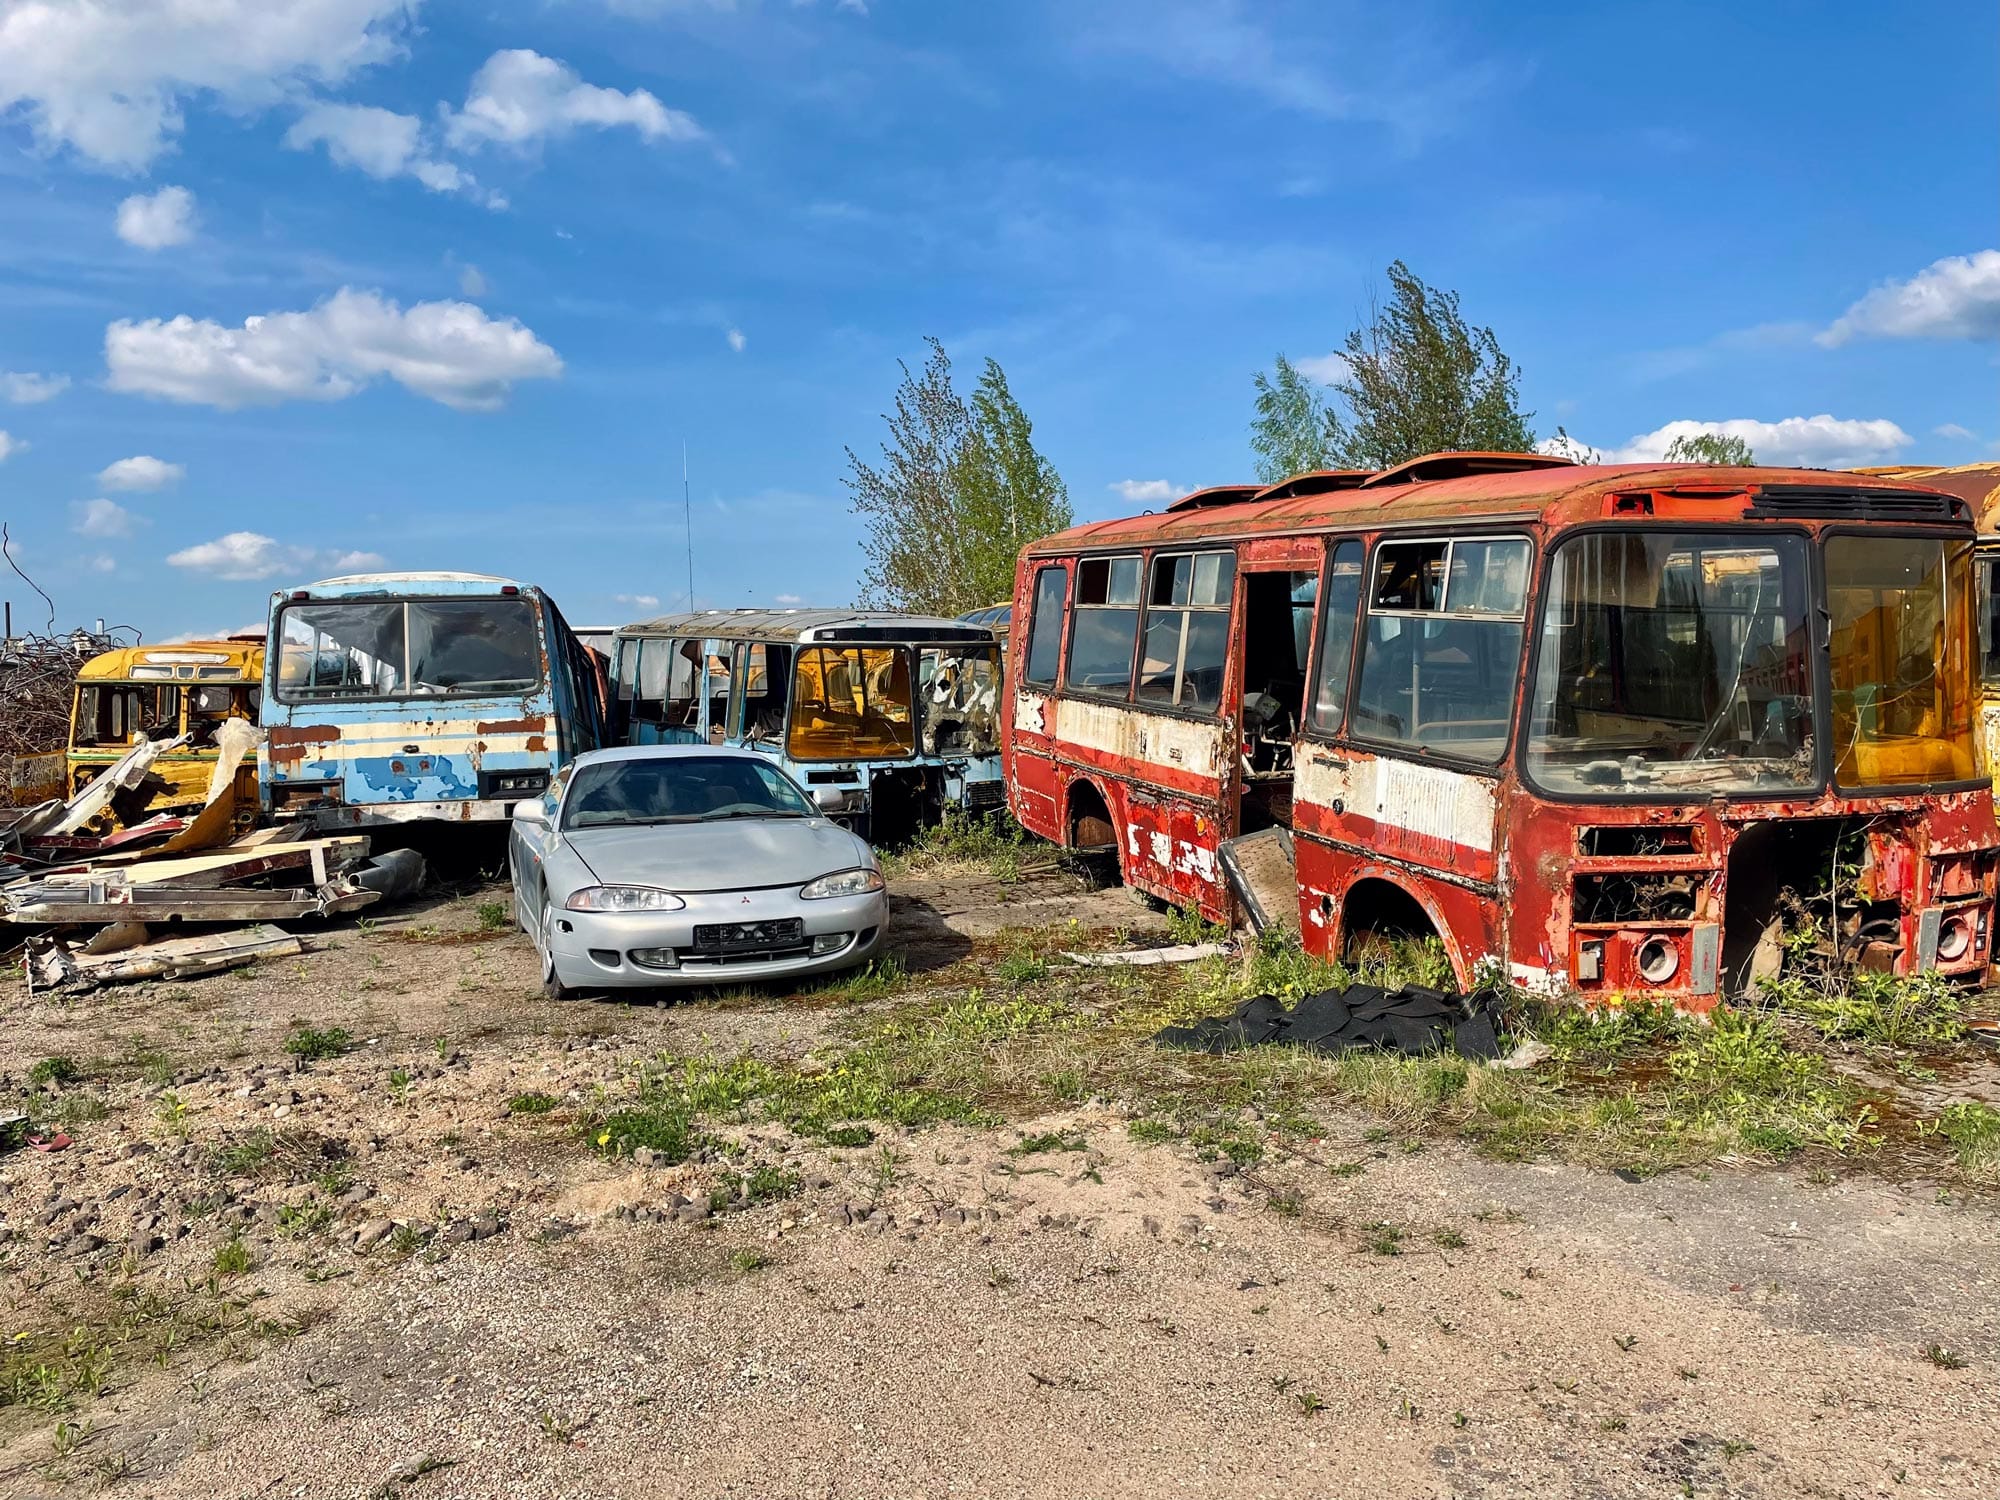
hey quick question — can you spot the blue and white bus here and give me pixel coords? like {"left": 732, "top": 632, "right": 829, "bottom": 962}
{"left": 259, "top": 571, "right": 605, "bottom": 827}
{"left": 610, "top": 609, "right": 1003, "bottom": 842}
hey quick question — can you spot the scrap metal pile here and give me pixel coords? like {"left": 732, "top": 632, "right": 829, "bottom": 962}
{"left": 0, "top": 629, "right": 100, "bottom": 759}
{"left": 3, "top": 731, "right": 424, "bottom": 996}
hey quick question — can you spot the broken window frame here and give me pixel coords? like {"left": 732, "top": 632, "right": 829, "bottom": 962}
{"left": 1022, "top": 565, "right": 1068, "bottom": 688}
{"left": 918, "top": 642, "right": 1001, "bottom": 755}
{"left": 1824, "top": 530, "right": 1982, "bottom": 793}
{"left": 1307, "top": 538, "right": 1367, "bottom": 735}
{"left": 1064, "top": 554, "right": 1144, "bottom": 700}
{"left": 785, "top": 644, "right": 916, "bottom": 762}
{"left": 1134, "top": 549, "right": 1237, "bottom": 716}
{"left": 273, "top": 598, "right": 547, "bottom": 704}
{"left": 1350, "top": 534, "right": 1532, "bottom": 767}
{"left": 1522, "top": 527, "right": 1818, "bottom": 798}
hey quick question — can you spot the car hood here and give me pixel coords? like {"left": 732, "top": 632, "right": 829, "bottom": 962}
{"left": 562, "top": 817, "right": 871, "bottom": 892}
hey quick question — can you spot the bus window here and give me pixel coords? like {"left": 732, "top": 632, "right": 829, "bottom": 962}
{"left": 1980, "top": 555, "right": 2000, "bottom": 686}
{"left": 1826, "top": 536, "right": 1978, "bottom": 788}
{"left": 702, "top": 642, "right": 733, "bottom": 743}
{"left": 1067, "top": 555, "right": 1142, "bottom": 697}
{"left": 738, "top": 642, "right": 791, "bottom": 743}
{"left": 921, "top": 644, "right": 1000, "bottom": 754}
{"left": 1527, "top": 532, "right": 1814, "bottom": 794}
{"left": 1310, "top": 541, "right": 1365, "bottom": 733}
{"left": 408, "top": 600, "right": 541, "bottom": 693}
{"left": 1137, "top": 551, "right": 1235, "bottom": 713}
{"left": 1354, "top": 536, "right": 1529, "bottom": 764}
{"left": 615, "top": 639, "right": 642, "bottom": 710}
{"left": 1023, "top": 566, "right": 1067, "bottom": 688}
{"left": 789, "top": 646, "right": 915, "bottom": 760}
{"left": 664, "top": 640, "right": 699, "bottom": 726}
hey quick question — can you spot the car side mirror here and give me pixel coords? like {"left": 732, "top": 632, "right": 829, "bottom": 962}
{"left": 812, "top": 786, "right": 844, "bottom": 812}
{"left": 513, "top": 799, "right": 549, "bottom": 826}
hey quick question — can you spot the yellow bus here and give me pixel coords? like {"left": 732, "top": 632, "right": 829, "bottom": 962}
{"left": 1855, "top": 464, "right": 2000, "bottom": 780}
{"left": 68, "top": 641, "right": 265, "bottom": 831}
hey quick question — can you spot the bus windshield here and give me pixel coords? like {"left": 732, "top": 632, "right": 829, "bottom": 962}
{"left": 1526, "top": 532, "right": 1816, "bottom": 795}
{"left": 277, "top": 599, "right": 544, "bottom": 701}
{"left": 1826, "top": 535, "right": 1978, "bottom": 788}
{"left": 787, "top": 645, "right": 915, "bottom": 761}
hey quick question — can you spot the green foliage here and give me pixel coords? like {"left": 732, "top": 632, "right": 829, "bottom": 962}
{"left": 1929, "top": 1101, "right": 2000, "bottom": 1185}
{"left": 1165, "top": 904, "right": 1232, "bottom": 947}
{"left": 212, "top": 1236, "right": 251, "bottom": 1276}
{"left": 714, "top": 1165, "right": 802, "bottom": 1209}
{"left": 1249, "top": 353, "right": 1335, "bottom": 483}
{"left": 1663, "top": 431, "right": 1756, "bottom": 465}
{"left": 27, "top": 1056, "right": 80, "bottom": 1089}
{"left": 210, "top": 1128, "right": 277, "bottom": 1175}
{"left": 1767, "top": 968, "right": 1967, "bottom": 1048}
{"left": 883, "top": 809, "right": 1033, "bottom": 880}
{"left": 284, "top": 1026, "right": 353, "bottom": 1063}
{"left": 275, "top": 1199, "right": 333, "bottom": 1239}
{"left": 845, "top": 338, "right": 1072, "bottom": 615}
{"left": 474, "top": 901, "right": 508, "bottom": 931}
{"left": 1253, "top": 260, "right": 1534, "bottom": 478}
{"left": 508, "top": 1092, "right": 559, "bottom": 1115}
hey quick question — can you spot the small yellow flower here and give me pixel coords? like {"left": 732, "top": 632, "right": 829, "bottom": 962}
{"left": 596, "top": 1131, "right": 611, "bottom": 1147}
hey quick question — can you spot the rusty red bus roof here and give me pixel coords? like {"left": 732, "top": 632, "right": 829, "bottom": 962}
{"left": 1026, "top": 454, "right": 1972, "bottom": 556}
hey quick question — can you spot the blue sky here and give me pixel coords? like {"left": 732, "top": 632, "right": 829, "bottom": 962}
{"left": 0, "top": 0, "right": 1994, "bottom": 641}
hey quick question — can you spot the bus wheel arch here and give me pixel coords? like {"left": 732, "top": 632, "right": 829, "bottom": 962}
{"left": 1334, "top": 871, "right": 1468, "bottom": 990}
{"left": 1065, "top": 777, "right": 1119, "bottom": 850}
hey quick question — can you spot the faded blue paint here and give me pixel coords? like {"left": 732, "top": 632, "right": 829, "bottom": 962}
{"left": 258, "top": 572, "right": 606, "bottom": 827}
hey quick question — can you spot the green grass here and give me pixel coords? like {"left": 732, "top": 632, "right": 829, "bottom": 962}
{"left": 713, "top": 1165, "right": 802, "bottom": 1209}
{"left": 284, "top": 1027, "right": 353, "bottom": 1063}
{"left": 275, "top": 1199, "right": 334, "bottom": 1239}
{"left": 508, "top": 1092, "right": 560, "bottom": 1114}
{"left": 27, "top": 1056, "right": 81, "bottom": 1090}
{"left": 474, "top": 901, "right": 508, "bottom": 931}
{"left": 1929, "top": 1101, "right": 2000, "bottom": 1185}
{"left": 1165, "top": 904, "right": 1232, "bottom": 947}
{"left": 880, "top": 810, "right": 1035, "bottom": 882}
{"left": 1763, "top": 966, "right": 1968, "bottom": 1048}
{"left": 210, "top": 1128, "right": 278, "bottom": 1176}
{"left": 212, "top": 1237, "right": 251, "bottom": 1276}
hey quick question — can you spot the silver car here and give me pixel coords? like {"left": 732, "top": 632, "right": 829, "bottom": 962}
{"left": 508, "top": 745, "right": 889, "bottom": 997}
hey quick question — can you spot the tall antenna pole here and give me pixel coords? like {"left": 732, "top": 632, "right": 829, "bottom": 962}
{"left": 682, "top": 440, "right": 695, "bottom": 611}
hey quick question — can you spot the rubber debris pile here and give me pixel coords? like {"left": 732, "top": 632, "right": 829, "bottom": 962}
{"left": 1152, "top": 982, "right": 1504, "bottom": 1061}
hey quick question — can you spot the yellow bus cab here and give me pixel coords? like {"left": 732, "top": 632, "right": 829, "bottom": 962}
{"left": 68, "top": 641, "right": 265, "bottom": 830}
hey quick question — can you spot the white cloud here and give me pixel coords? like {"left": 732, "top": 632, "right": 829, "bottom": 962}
{"left": 444, "top": 49, "right": 705, "bottom": 153}
{"left": 166, "top": 533, "right": 381, "bottom": 581}
{"left": 97, "top": 454, "right": 184, "bottom": 491}
{"left": 0, "top": 371, "right": 69, "bottom": 404}
{"left": 0, "top": 0, "right": 413, "bottom": 171}
{"left": 0, "top": 430, "right": 24, "bottom": 462}
{"left": 1819, "top": 250, "right": 2000, "bottom": 347}
{"left": 283, "top": 103, "right": 503, "bottom": 208}
{"left": 1579, "top": 415, "right": 1914, "bottom": 469}
{"left": 115, "top": 185, "right": 197, "bottom": 248}
{"left": 1935, "top": 423, "right": 1978, "bottom": 442}
{"left": 71, "top": 498, "right": 138, "bottom": 538}
{"left": 457, "top": 263, "right": 488, "bottom": 298}
{"left": 86, "top": 554, "right": 116, "bottom": 574}
{"left": 105, "top": 288, "right": 564, "bottom": 411}
{"left": 774, "top": 594, "right": 804, "bottom": 606}
{"left": 1536, "top": 429, "right": 1600, "bottom": 463}
{"left": 1109, "top": 479, "right": 1177, "bottom": 504}
{"left": 613, "top": 592, "right": 660, "bottom": 609}
{"left": 1292, "top": 351, "right": 1351, "bottom": 385}
{"left": 726, "top": 327, "right": 746, "bottom": 353}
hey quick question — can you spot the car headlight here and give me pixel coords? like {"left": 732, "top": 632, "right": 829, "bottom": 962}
{"left": 799, "top": 867, "right": 886, "bottom": 900}
{"left": 564, "top": 886, "right": 687, "bottom": 912}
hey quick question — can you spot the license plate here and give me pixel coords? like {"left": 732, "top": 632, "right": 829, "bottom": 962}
{"left": 692, "top": 918, "right": 805, "bottom": 953}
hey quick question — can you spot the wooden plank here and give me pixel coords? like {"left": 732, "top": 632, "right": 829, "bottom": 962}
{"left": 24, "top": 837, "right": 369, "bottom": 889}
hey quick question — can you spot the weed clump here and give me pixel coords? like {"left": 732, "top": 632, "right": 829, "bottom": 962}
{"left": 285, "top": 1027, "right": 353, "bottom": 1064}
{"left": 1929, "top": 1101, "right": 2000, "bottom": 1185}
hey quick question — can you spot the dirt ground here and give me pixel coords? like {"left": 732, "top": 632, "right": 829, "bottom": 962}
{"left": 1, "top": 863, "right": 1997, "bottom": 1499}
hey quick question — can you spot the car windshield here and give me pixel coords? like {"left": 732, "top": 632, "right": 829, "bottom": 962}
{"left": 562, "top": 755, "right": 816, "bottom": 829}
{"left": 1526, "top": 531, "right": 1816, "bottom": 795}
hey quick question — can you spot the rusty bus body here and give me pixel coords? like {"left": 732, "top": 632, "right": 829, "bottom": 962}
{"left": 1003, "top": 453, "right": 1999, "bottom": 1006}
{"left": 258, "top": 572, "right": 606, "bottom": 828}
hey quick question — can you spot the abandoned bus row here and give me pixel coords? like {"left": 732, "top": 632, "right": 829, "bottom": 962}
{"left": 57, "top": 452, "right": 2000, "bottom": 1006}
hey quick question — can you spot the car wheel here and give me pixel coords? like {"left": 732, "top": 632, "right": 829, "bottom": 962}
{"left": 540, "top": 902, "right": 577, "bottom": 1001}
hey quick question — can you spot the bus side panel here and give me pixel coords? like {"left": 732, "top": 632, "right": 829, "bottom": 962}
{"left": 1006, "top": 689, "right": 1064, "bottom": 838}
{"left": 1291, "top": 833, "right": 1499, "bottom": 989}
{"left": 1293, "top": 746, "right": 1501, "bottom": 887}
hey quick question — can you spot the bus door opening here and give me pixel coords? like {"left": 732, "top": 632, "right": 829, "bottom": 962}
{"left": 1235, "top": 569, "right": 1319, "bottom": 833}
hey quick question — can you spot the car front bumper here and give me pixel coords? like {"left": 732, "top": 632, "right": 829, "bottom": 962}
{"left": 546, "top": 883, "right": 889, "bottom": 989}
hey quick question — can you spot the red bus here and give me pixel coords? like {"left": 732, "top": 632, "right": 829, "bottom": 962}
{"left": 1001, "top": 452, "right": 1998, "bottom": 1005}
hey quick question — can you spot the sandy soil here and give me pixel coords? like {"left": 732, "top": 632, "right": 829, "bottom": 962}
{"left": 0, "top": 865, "right": 1995, "bottom": 1499}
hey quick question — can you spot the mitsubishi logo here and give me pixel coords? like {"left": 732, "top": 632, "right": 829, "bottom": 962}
{"left": 740, "top": 895, "right": 751, "bottom": 904}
